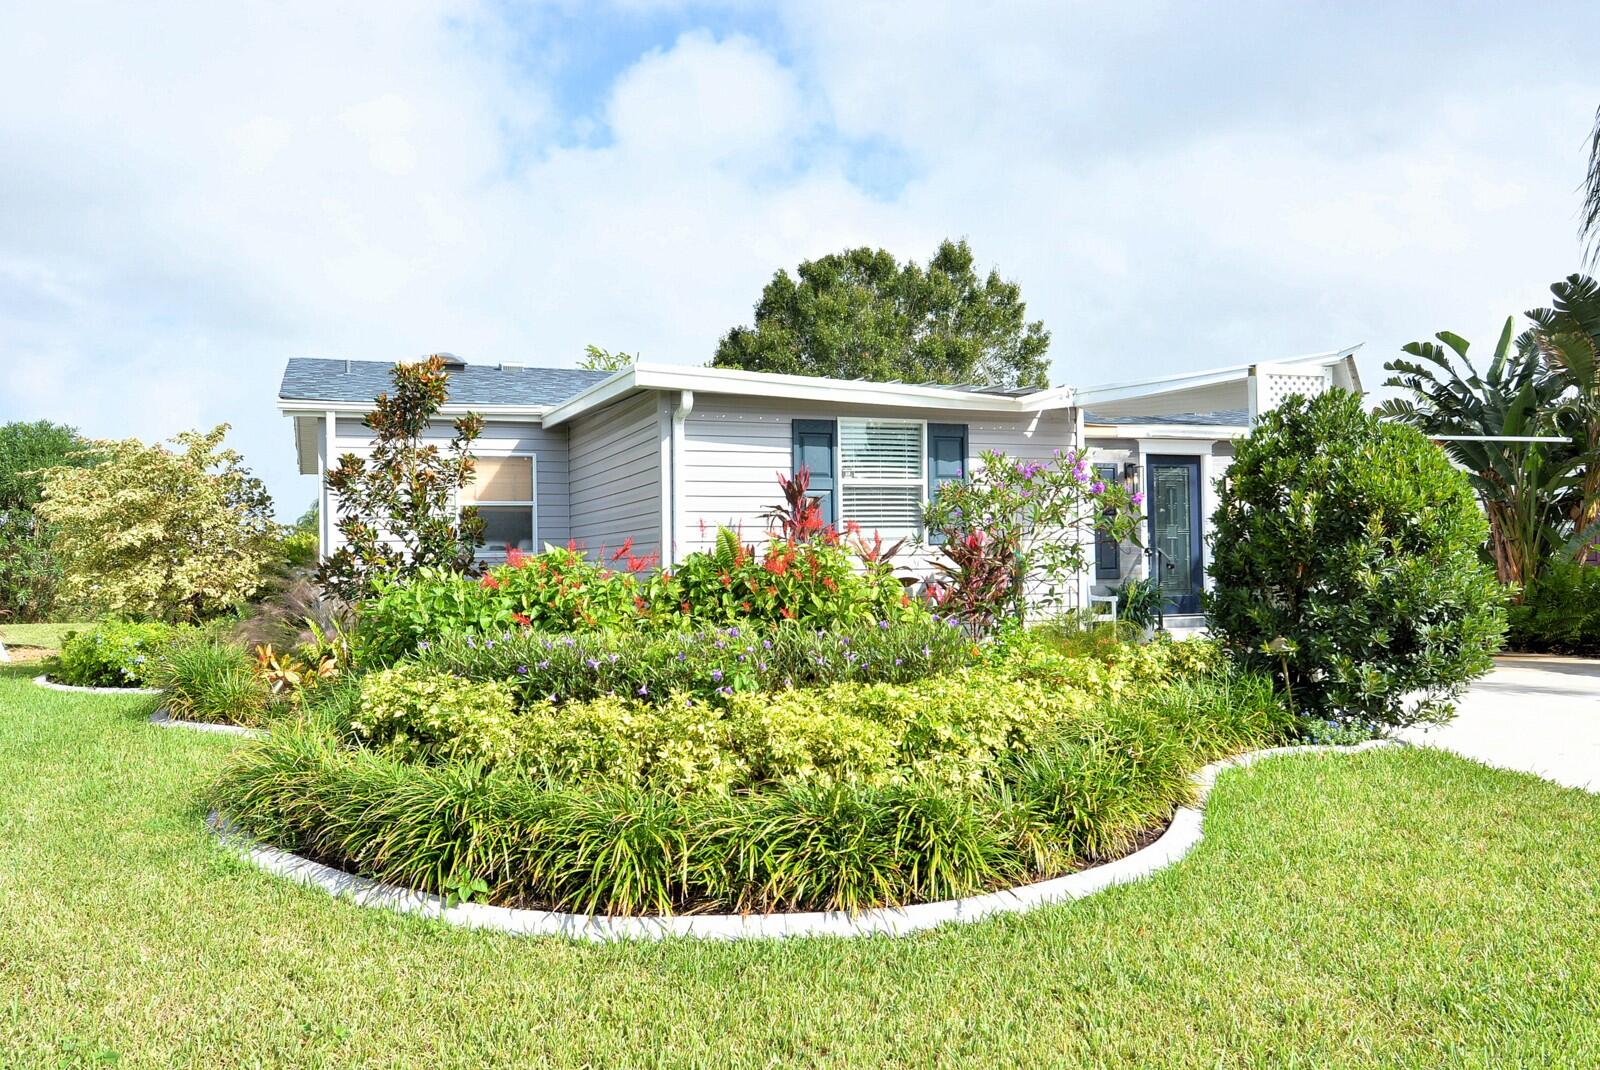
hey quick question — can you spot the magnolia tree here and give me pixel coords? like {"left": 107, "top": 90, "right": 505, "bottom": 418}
{"left": 319, "top": 356, "right": 485, "bottom": 603}
{"left": 923, "top": 448, "right": 1141, "bottom": 629}
{"left": 36, "top": 425, "right": 277, "bottom": 621}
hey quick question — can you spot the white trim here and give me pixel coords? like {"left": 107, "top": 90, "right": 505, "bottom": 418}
{"left": 211, "top": 740, "right": 1395, "bottom": 943}
{"left": 278, "top": 399, "right": 551, "bottom": 418}
{"left": 1085, "top": 423, "right": 1249, "bottom": 441}
{"left": 320, "top": 411, "right": 335, "bottom": 558}
{"left": 543, "top": 364, "right": 1076, "bottom": 428}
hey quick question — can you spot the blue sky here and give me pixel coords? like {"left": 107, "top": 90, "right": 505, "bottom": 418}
{"left": 2, "top": 1, "right": 1598, "bottom": 516}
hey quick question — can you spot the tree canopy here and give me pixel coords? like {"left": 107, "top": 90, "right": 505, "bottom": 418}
{"left": 35, "top": 425, "right": 277, "bottom": 621}
{"left": 711, "top": 240, "right": 1052, "bottom": 389}
{"left": 0, "top": 420, "right": 94, "bottom": 621}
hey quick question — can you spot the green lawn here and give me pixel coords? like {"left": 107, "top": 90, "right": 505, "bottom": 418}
{"left": 0, "top": 621, "right": 86, "bottom": 650}
{"left": 2, "top": 665, "right": 1598, "bottom": 1069}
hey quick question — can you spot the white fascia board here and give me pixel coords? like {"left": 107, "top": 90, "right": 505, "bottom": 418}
{"left": 1073, "top": 345, "right": 1363, "bottom": 408}
{"left": 543, "top": 363, "right": 1072, "bottom": 426}
{"left": 1084, "top": 422, "right": 1249, "bottom": 441}
{"left": 276, "top": 399, "right": 551, "bottom": 419}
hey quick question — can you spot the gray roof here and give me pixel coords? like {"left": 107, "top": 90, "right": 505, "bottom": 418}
{"left": 279, "top": 358, "right": 611, "bottom": 407}
{"left": 1084, "top": 409, "right": 1249, "bottom": 427}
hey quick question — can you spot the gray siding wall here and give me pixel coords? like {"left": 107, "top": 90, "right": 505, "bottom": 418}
{"left": 568, "top": 392, "right": 664, "bottom": 562}
{"left": 324, "top": 415, "right": 570, "bottom": 553}
{"left": 679, "top": 395, "right": 1079, "bottom": 581}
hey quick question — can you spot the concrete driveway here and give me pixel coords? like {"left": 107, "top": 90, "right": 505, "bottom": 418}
{"left": 1400, "top": 656, "right": 1600, "bottom": 792}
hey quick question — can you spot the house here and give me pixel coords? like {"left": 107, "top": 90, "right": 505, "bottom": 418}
{"left": 278, "top": 347, "right": 1361, "bottom": 619}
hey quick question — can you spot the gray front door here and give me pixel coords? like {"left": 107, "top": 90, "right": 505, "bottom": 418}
{"left": 1146, "top": 456, "right": 1203, "bottom": 614}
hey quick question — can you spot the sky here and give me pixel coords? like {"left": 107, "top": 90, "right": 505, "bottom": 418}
{"left": 2, "top": 0, "right": 1598, "bottom": 518}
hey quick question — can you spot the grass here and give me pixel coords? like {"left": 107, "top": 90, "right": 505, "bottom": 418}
{"left": 1, "top": 663, "right": 1598, "bottom": 1068}
{"left": 0, "top": 621, "right": 86, "bottom": 650}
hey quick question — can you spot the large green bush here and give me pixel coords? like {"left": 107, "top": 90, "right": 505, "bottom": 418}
{"left": 52, "top": 621, "right": 183, "bottom": 687}
{"left": 1206, "top": 390, "right": 1506, "bottom": 727}
{"left": 1507, "top": 561, "right": 1600, "bottom": 656}
{"left": 352, "top": 666, "right": 519, "bottom": 764}
{"left": 211, "top": 666, "right": 1288, "bottom": 915}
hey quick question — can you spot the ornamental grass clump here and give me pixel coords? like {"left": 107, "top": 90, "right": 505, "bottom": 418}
{"left": 147, "top": 635, "right": 273, "bottom": 726}
{"left": 211, "top": 662, "right": 1291, "bottom": 915}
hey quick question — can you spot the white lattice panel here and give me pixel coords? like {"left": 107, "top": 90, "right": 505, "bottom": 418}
{"left": 1251, "top": 366, "right": 1332, "bottom": 417}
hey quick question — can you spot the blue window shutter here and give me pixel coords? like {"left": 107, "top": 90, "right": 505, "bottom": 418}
{"left": 1094, "top": 462, "right": 1120, "bottom": 579}
{"left": 791, "top": 419, "right": 837, "bottom": 527}
{"left": 926, "top": 423, "right": 968, "bottom": 543}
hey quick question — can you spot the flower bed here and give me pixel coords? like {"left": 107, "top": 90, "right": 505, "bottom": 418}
{"left": 209, "top": 634, "right": 1291, "bottom": 916}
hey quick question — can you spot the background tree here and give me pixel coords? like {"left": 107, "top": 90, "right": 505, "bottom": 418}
{"left": 0, "top": 420, "right": 93, "bottom": 621}
{"left": 712, "top": 240, "right": 1052, "bottom": 389}
{"left": 1380, "top": 319, "right": 1578, "bottom": 588}
{"left": 35, "top": 425, "right": 277, "bottom": 621}
{"left": 1524, "top": 274, "right": 1600, "bottom": 554}
{"left": 1207, "top": 390, "right": 1505, "bottom": 729}
{"left": 1582, "top": 104, "right": 1600, "bottom": 266}
{"left": 577, "top": 345, "right": 637, "bottom": 372}
{"left": 319, "top": 355, "right": 485, "bottom": 603}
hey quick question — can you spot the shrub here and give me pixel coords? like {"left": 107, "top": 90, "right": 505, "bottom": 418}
{"left": 212, "top": 666, "right": 1286, "bottom": 915}
{"left": 414, "top": 617, "right": 975, "bottom": 705}
{"left": 923, "top": 449, "right": 1140, "bottom": 629}
{"left": 318, "top": 355, "right": 485, "bottom": 603}
{"left": 146, "top": 635, "right": 273, "bottom": 725}
{"left": 35, "top": 425, "right": 277, "bottom": 622}
{"left": 355, "top": 550, "right": 647, "bottom": 667}
{"left": 1114, "top": 577, "right": 1162, "bottom": 629}
{"left": 652, "top": 527, "right": 914, "bottom": 629}
{"left": 1206, "top": 390, "right": 1506, "bottom": 727}
{"left": 353, "top": 665, "right": 518, "bottom": 764}
{"left": 1507, "top": 560, "right": 1600, "bottom": 656}
{"left": 52, "top": 620, "right": 181, "bottom": 687}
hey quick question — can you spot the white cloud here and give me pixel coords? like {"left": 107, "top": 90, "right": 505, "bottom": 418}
{"left": 0, "top": 1, "right": 1597, "bottom": 517}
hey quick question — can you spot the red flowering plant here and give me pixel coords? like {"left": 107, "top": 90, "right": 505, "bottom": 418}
{"left": 922, "top": 448, "right": 1142, "bottom": 630}
{"left": 653, "top": 526, "right": 917, "bottom": 628}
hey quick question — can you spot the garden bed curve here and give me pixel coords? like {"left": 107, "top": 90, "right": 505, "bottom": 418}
{"left": 150, "top": 709, "right": 266, "bottom": 739}
{"left": 33, "top": 674, "right": 160, "bottom": 696}
{"left": 211, "top": 739, "right": 1395, "bottom": 942}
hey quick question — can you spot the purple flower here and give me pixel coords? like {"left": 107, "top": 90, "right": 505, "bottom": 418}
{"left": 758, "top": 661, "right": 768, "bottom": 671}
{"left": 877, "top": 620, "right": 890, "bottom": 629}
{"left": 718, "top": 686, "right": 733, "bottom": 696}
{"left": 1132, "top": 491, "right": 1146, "bottom": 507}
{"left": 1090, "top": 481, "right": 1106, "bottom": 495}
{"left": 516, "top": 664, "right": 528, "bottom": 675}
{"left": 537, "top": 660, "right": 550, "bottom": 670}
{"left": 676, "top": 651, "right": 687, "bottom": 661}
{"left": 711, "top": 669, "right": 724, "bottom": 682}
{"left": 586, "top": 658, "right": 600, "bottom": 670}
{"left": 762, "top": 639, "right": 773, "bottom": 650}
{"left": 894, "top": 657, "right": 903, "bottom": 666}
{"left": 737, "top": 653, "right": 747, "bottom": 663}
{"left": 417, "top": 641, "right": 430, "bottom": 652}
{"left": 715, "top": 640, "right": 726, "bottom": 649}
{"left": 563, "top": 637, "right": 576, "bottom": 647}
{"left": 728, "top": 626, "right": 741, "bottom": 638}
{"left": 637, "top": 685, "right": 649, "bottom": 697}
{"left": 608, "top": 653, "right": 621, "bottom": 663}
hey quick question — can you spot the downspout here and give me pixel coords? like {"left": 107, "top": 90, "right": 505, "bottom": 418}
{"left": 321, "top": 410, "right": 336, "bottom": 560}
{"left": 669, "top": 390, "right": 694, "bottom": 565}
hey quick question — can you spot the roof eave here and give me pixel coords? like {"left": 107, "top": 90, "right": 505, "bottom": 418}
{"left": 542, "top": 363, "right": 1075, "bottom": 427}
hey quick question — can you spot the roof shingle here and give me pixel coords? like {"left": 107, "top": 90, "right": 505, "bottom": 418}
{"left": 279, "top": 358, "right": 611, "bottom": 407}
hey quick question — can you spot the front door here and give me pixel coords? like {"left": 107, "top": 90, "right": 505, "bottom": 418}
{"left": 1146, "top": 456, "right": 1203, "bottom": 614}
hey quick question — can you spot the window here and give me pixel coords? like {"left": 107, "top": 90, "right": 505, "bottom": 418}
{"left": 1094, "top": 462, "right": 1120, "bottom": 579}
{"left": 460, "top": 455, "right": 536, "bottom": 557}
{"left": 838, "top": 418, "right": 925, "bottom": 537}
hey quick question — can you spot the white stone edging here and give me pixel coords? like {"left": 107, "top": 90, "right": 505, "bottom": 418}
{"left": 33, "top": 674, "right": 160, "bottom": 696}
{"left": 151, "top": 709, "right": 266, "bottom": 739}
{"left": 211, "top": 739, "right": 1396, "bottom": 943}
